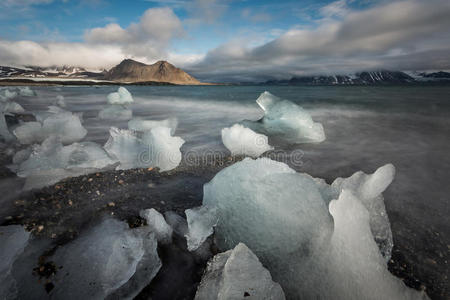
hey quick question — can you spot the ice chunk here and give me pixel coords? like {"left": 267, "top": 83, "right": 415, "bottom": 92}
{"left": 0, "top": 225, "right": 30, "bottom": 299}
{"left": 328, "top": 164, "right": 396, "bottom": 261}
{"left": 107, "top": 87, "right": 134, "bottom": 105}
{"left": 140, "top": 208, "right": 173, "bottom": 244}
{"left": 13, "top": 108, "right": 87, "bottom": 145}
{"left": 0, "top": 89, "right": 17, "bottom": 100}
{"left": 185, "top": 205, "right": 218, "bottom": 251}
{"left": 0, "top": 113, "right": 14, "bottom": 142}
{"left": 16, "top": 136, "right": 116, "bottom": 189}
{"left": 0, "top": 100, "right": 24, "bottom": 114}
{"left": 98, "top": 105, "right": 133, "bottom": 120}
{"left": 128, "top": 117, "right": 178, "bottom": 134}
{"left": 195, "top": 243, "right": 285, "bottom": 300}
{"left": 203, "top": 158, "right": 427, "bottom": 299}
{"left": 12, "top": 122, "right": 43, "bottom": 144}
{"left": 54, "top": 95, "right": 67, "bottom": 108}
{"left": 18, "top": 86, "right": 36, "bottom": 97}
{"left": 242, "top": 91, "right": 325, "bottom": 143}
{"left": 324, "top": 190, "right": 429, "bottom": 300}
{"left": 104, "top": 126, "right": 185, "bottom": 171}
{"left": 222, "top": 124, "right": 273, "bottom": 157}
{"left": 51, "top": 218, "right": 161, "bottom": 300}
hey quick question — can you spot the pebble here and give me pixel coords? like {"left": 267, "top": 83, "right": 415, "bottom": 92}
{"left": 108, "top": 202, "right": 115, "bottom": 207}
{"left": 37, "top": 225, "right": 44, "bottom": 232}
{"left": 118, "top": 179, "right": 124, "bottom": 184}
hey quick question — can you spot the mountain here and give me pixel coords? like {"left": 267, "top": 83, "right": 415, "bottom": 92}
{"left": 104, "top": 59, "right": 201, "bottom": 85}
{"left": 263, "top": 71, "right": 422, "bottom": 85}
{"left": 0, "top": 65, "right": 105, "bottom": 79}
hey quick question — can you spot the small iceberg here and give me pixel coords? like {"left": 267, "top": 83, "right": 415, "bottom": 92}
{"left": 107, "top": 87, "right": 134, "bottom": 105}
{"left": 99, "top": 87, "right": 134, "bottom": 120}
{"left": 13, "top": 107, "right": 87, "bottom": 145}
{"left": 50, "top": 218, "right": 161, "bottom": 300}
{"left": 195, "top": 243, "right": 285, "bottom": 300}
{"left": 242, "top": 91, "right": 325, "bottom": 144}
{"left": 222, "top": 123, "right": 273, "bottom": 157}
{"left": 104, "top": 126, "right": 185, "bottom": 171}
{"left": 14, "top": 136, "right": 116, "bottom": 189}
{"left": 140, "top": 208, "right": 173, "bottom": 244}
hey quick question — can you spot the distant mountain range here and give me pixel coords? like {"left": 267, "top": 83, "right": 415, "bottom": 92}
{"left": 0, "top": 59, "right": 202, "bottom": 85}
{"left": 260, "top": 70, "right": 450, "bottom": 85}
{"left": 0, "top": 60, "right": 449, "bottom": 85}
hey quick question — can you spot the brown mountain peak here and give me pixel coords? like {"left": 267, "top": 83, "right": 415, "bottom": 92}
{"left": 105, "top": 59, "right": 201, "bottom": 85}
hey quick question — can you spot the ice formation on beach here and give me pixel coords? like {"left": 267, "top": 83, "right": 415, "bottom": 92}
{"left": 140, "top": 208, "right": 173, "bottom": 244}
{"left": 15, "top": 136, "right": 116, "bottom": 189}
{"left": 0, "top": 97, "right": 24, "bottom": 114}
{"left": 99, "top": 87, "right": 134, "bottom": 120}
{"left": 50, "top": 218, "right": 161, "bottom": 300}
{"left": 203, "top": 158, "right": 428, "bottom": 299}
{"left": 242, "top": 91, "right": 325, "bottom": 143}
{"left": 98, "top": 105, "right": 133, "bottom": 120}
{"left": 0, "top": 88, "right": 18, "bottom": 100}
{"left": 104, "top": 126, "right": 185, "bottom": 171}
{"left": 0, "top": 225, "right": 30, "bottom": 299}
{"left": 222, "top": 123, "right": 273, "bottom": 157}
{"left": 13, "top": 107, "right": 87, "bottom": 145}
{"left": 107, "top": 87, "right": 134, "bottom": 105}
{"left": 185, "top": 205, "right": 218, "bottom": 251}
{"left": 128, "top": 117, "right": 178, "bottom": 134}
{"left": 195, "top": 243, "right": 285, "bottom": 300}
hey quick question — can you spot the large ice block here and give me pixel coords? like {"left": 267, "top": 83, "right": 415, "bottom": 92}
{"left": 221, "top": 124, "right": 273, "bottom": 157}
{"left": 104, "top": 126, "right": 185, "bottom": 171}
{"left": 242, "top": 91, "right": 325, "bottom": 143}
{"left": 13, "top": 108, "right": 87, "bottom": 145}
{"left": 51, "top": 218, "right": 161, "bottom": 300}
{"left": 195, "top": 243, "right": 285, "bottom": 300}
{"left": 16, "top": 136, "right": 116, "bottom": 189}
{"left": 202, "top": 158, "right": 428, "bottom": 299}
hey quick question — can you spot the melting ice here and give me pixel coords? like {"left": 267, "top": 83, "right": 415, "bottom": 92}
{"left": 242, "top": 91, "right": 325, "bottom": 144}
{"left": 221, "top": 123, "right": 273, "bottom": 157}
{"left": 203, "top": 157, "right": 428, "bottom": 299}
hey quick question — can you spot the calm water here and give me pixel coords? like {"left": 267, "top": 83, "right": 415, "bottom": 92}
{"left": 4, "top": 85, "right": 450, "bottom": 298}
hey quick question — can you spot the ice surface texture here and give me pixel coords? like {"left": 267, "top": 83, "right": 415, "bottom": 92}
{"left": 51, "top": 218, "right": 161, "bottom": 300}
{"left": 15, "top": 136, "right": 116, "bottom": 189}
{"left": 140, "top": 208, "right": 173, "bottom": 244}
{"left": 195, "top": 243, "right": 285, "bottom": 300}
{"left": 13, "top": 107, "right": 87, "bottom": 145}
{"left": 128, "top": 117, "right": 178, "bottom": 134}
{"left": 107, "top": 87, "right": 134, "bottom": 105}
{"left": 203, "top": 158, "right": 428, "bottom": 300}
{"left": 185, "top": 205, "right": 218, "bottom": 251}
{"left": 104, "top": 126, "right": 185, "bottom": 171}
{"left": 242, "top": 91, "right": 325, "bottom": 144}
{"left": 0, "top": 225, "right": 30, "bottom": 299}
{"left": 222, "top": 124, "right": 273, "bottom": 157}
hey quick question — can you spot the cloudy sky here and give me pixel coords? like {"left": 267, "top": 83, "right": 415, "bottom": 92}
{"left": 0, "top": 0, "right": 449, "bottom": 81}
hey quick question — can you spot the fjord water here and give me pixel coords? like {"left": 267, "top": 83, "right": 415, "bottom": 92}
{"left": 9, "top": 85, "right": 450, "bottom": 297}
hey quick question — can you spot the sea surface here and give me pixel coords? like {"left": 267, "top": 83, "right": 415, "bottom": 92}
{"left": 2, "top": 85, "right": 450, "bottom": 298}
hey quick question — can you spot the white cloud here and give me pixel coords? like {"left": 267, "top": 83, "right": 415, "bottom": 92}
{"left": 189, "top": 0, "right": 450, "bottom": 81}
{"left": 85, "top": 7, "right": 184, "bottom": 58}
